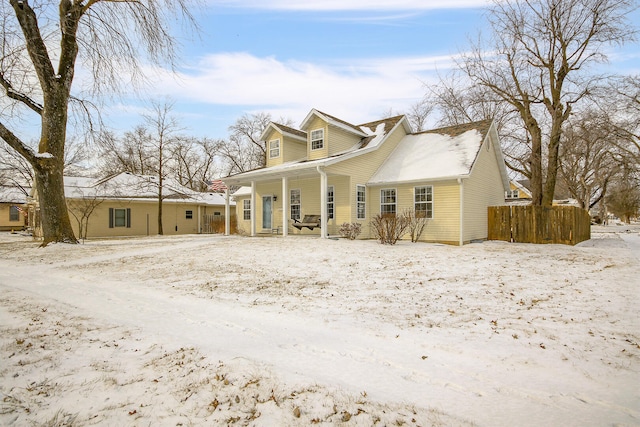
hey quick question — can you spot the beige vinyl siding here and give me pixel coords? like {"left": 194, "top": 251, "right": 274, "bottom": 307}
{"left": 306, "top": 117, "right": 329, "bottom": 160}
{"left": 462, "top": 134, "right": 507, "bottom": 242}
{"left": 283, "top": 136, "right": 307, "bottom": 163}
{"left": 369, "top": 181, "right": 461, "bottom": 244}
{"left": 265, "top": 129, "right": 283, "bottom": 167}
{"left": 327, "top": 126, "right": 362, "bottom": 156}
{"left": 235, "top": 195, "right": 251, "bottom": 235}
{"left": 0, "top": 203, "right": 26, "bottom": 230}
{"left": 66, "top": 200, "right": 231, "bottom": 238}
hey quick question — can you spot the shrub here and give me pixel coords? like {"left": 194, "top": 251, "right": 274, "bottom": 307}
{"left": 339, "top": 222, "right": 362, "bottom": 240}
{"left": 371, "top": 213, "right": 409, "bottom": 245}
{"left": 405, "top": 209, "right": 429, "bottom": 242}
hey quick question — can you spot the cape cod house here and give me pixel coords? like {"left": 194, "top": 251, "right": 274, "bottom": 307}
{"left": 222, "top": 109, "right": 509, "bottom": 245}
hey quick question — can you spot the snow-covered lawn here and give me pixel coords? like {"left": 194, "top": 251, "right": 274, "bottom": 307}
{"left": 0, "top": 226, "right": 638, "bottom": 426}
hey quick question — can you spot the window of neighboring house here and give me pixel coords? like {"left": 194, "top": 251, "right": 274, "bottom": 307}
{"left": 506, "top": 189, "right": 519, "bottom": 199}
{"left": 414, "top": 186, "right": 433, "bottom": 219}
{"left": 269, "top": 139, "right": 280, "bottom": 158}
{"left": 243, "top": 200, "right": 251, "bottom": 220}
{"left": 380, "top": 189, "right": 396, "bottom": 216}
{"left": 186, "top": 210, "right": 193, "bottom": 219}
{"left": 290, "top": 189, "right": 301, "bottom": 220}
{"left": 9, "top": 206, "right": 20, "bottom": 222}
{"left": 109, "top": 208, "right": 131, "bottom": 228}
{"left": 356, "top": 185, "right": 366, "bottom": 220}
{"left": 311, "top": 129, "right": 324, "bottom": 150}
{"left": 327, "top": 186, "right": 334, "bottom": 219}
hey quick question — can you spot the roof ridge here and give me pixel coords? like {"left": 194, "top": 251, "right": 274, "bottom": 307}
{"left": 417, "top": 119, "right": 493, "bottom": 138}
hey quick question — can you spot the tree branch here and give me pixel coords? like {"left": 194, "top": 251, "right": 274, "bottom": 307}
{"left": 0, "top": 120, "right": 36, "bottom": 164}
{"left": 0, "top": 72, "right": 43, "bottom": 115}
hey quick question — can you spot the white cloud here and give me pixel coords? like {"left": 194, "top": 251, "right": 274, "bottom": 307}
{"left": 138, "top": 52, "right": 456, "bottom": 126}
{"left": 208, "top": 0, "right": 490, "bottom": 11}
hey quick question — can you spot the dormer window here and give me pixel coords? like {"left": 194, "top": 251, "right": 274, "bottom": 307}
{"left": 311, "top": 129, "right": 324, "bottom": 150}
{"left": 269, "top": 139, "right": 280, "bottom": 158}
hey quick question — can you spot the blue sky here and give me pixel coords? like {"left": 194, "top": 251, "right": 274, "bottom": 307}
{"left": 103, "top": 0, "right": 640, "bottom": 140}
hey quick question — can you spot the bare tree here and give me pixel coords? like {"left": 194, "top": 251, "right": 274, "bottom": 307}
{"left": 219, "top": 112, "right": 294, "bottom": 174}
{"left": 172, "top": 136, "right": 222, "bottom": 192}
{"left": 459, "top": 0, "right": 636, "bottom": 206}
{"left": 606, "top": 172, "right": 640, "bottom": 223}
{"left": 558, "top": 109, "right": 622, "bottom": 209}
{"left": 97, "top": 128, "right": 156, "bottom": 176}
{"left": 0, "top": 0, "right": 196, "bottom": 244}
{"left": 143, "top": 100, "right": 182, "bottom": 235}
{"left": 67, "top": 189, "right": 104, "bottom": 243}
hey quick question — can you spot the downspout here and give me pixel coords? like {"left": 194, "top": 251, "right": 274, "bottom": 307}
{"left": 458, "top": 177, "right": 464, "bottom": 246}
{"left": 224, "top": 187, "right": 230, "bottom": 236}
{"left": 317, "top": 166, "right": 327, "bottom": 239}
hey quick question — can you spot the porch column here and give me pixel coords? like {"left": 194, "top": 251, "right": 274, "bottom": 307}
{"left": 282, "top": 177, "right": 289, "bottom": 237}
{"left": 198, "top": 205, "right": 201, "bottom": 234}
{"left": 224, "top": 188, "right": 230, "bottom": 236}
{"left": 317, "top": 166, "right": 328, "bottom": 239}
{"left": 250, "top": 181, "right": 256, "bottom": 237}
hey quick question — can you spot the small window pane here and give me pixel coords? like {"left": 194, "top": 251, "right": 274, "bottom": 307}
{"left": 243, "top": 200, "right": 251, "bottom": 220}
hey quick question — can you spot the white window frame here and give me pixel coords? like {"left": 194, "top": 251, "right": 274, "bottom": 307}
{"left": 356, "top": 185, "right": 366, "bottom": 220}
{"left": 185, "top": 210, "right": 193, "bottom": 219}
{"left": 114, "top": 208, "right": 127, "bottom": 227}
{"left": 414, "top": 186, "right": 433, "bottom": 219}
{"left": 380, "top": 188, "right": 396, "bottom": 216}
{"left": 311, "top": 129, "right": 324, "bottom": 150}
{"left": 327, "top": 185, "right": 334, "bottom": 219}
{"left": 290, "top": 189, "right": 301, "bottom": 220}
{"left": 243, "top": 199, "right": 251, "bottom": 220}
{"left": 269, "top": 139, "right": 280, "bottom": 158}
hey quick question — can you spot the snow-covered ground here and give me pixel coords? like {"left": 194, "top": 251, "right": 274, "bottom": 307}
{"left": 0, "top": 225, "right": 638, "bottom": 426}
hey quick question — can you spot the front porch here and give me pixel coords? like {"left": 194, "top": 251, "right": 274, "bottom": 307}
{"left": 223, "top": 167, "right": 352, "bottom": 239}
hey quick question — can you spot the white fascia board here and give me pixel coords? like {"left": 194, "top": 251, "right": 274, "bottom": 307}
{"left": 367, "top": 175, "right": 469, "bottom": 187}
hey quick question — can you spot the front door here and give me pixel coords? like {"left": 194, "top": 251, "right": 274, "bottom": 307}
{"left": 262, "top": 195, "right": 272, "bottom": 230}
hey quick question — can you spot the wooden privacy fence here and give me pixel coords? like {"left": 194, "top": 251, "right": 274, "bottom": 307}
{"left": 488, "top": 205, "right": 591, "bottom": 245}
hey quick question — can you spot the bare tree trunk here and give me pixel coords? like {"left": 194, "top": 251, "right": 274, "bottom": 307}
{"left": 34, "top": 161, "right": 77, "bottom": 244}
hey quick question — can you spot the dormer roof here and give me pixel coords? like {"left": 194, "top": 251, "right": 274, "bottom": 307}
{"left": 300, "top": 109, "right": 369, "bottom": 137}
{"left": 260, "top": 122, "right": 307, "bottom": 142}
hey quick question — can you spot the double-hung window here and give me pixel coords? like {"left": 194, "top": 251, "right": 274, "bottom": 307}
{"left": 327, "top": 186, "right": 334, "bottom": 219}
{"left": 311, "top": 129, "right": 324, "bottom": 150}
{"left": 109, "top": 208, "right": 131, "bottom": 228}
{"left": 290, "top": 189, "right": 301, "bottom": 220}
{"left": 269, "top": 139, "right": 280, "bottom": 158}
{"left": 185, "top": 210, "right": 193, "bottom": 219}
{"left": 243, "top": 200, "right": 251, "bottom": 220}
{"left": 380, "top": 189, "right": 396, "bottom": 216}
{"left": 414, "top": 186, "right": 433, "bottom": 219}
{"left": 356, "top": 185, "right": 366, "bottom": 220}
{"left": 9, "top": 206, "right": 20, "bottom": 222}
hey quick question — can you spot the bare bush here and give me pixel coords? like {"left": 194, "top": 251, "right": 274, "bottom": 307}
{"left": 339, "top": 222, "right": 362, "bottom": 240}
{"left": 404, "top": 210, "right": 429, "bottom": 243}
{"left": 371, "top": 214, "right": 409, "bottom": 245}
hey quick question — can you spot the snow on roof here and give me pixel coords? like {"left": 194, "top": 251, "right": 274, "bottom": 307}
{"left": 368, "top": 128, "right": 484, "bottom": 185}
{"left": 63, "top": 173, "right": 234, "bottom": 206}
{"left": 0, "top": 186, "right": 29, "bottom": 204}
